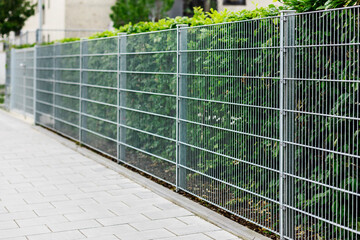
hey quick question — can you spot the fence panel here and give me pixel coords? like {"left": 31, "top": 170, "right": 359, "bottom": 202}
{"left": 118, "top": 30, "right": 178, "bottom": 185}
{"left": 9, "top": 48, "right": 35, "bottom": 117}
{"left": 177, "top": 17, "right": 282, "bottom": 233}
{"left": 80, "top": 37, "right": 118, "bottom": 157}
{"left": 283, "top": 8, "right": 360, "bottom": 240}
{"left": 36, "top": 45, "right": 55, "bottom": 129}
{"left": 54, "top": 42, "right": 81, "bottom": 141}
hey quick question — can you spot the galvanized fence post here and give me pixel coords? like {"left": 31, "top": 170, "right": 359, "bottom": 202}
{"left": 176, "top": 24, "right": 188, "bottom": 191}
{"left": 117, "top": 34, "right": 120, "bottom": 162}
{"left": 284, "top": 10, "right": 296, "bottom": 240}
{"left": 79, "top": 39, "right": 86, "bottom": 143}
{"left": 22, "top": 51, "right": 26, "bottom": 117}
{"left": 52, "top": 43, "right": 57, "bottom": 129}
{"left": 10, "top": 48, "right": 15, "bottom": 110}
{"left": 33, "top": 45, "right": 37, "bottom": 124}
{"left": 119, "top": 33, "right": 127, "bottom": 162}
{"left": 280, "top": 10, "right": 296, "bottom": 240}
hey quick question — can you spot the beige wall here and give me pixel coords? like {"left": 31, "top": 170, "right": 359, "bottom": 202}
{"left": 42, "top": 0, "right": 67, "bottom": 41}
{"left": 217, "top": 0, "right": 282, "bottom": 12}
{"left": 65, "top": 0, "right": 115, "bottom": 38}
{"left": 14, "top": 0, "right": 114, "bottom": 43}
{"left": 20, "top": 0, "right": 66, "bottom": 42}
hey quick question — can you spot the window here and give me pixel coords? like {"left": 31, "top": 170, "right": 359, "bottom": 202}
{"left": 223, "top": 0, "right": 246, "bottom": 5}
{"left": 42, "top": 5, "right": 45, "bottom": 25}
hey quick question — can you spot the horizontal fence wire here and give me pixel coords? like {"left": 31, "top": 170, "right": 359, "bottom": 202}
{"left": 6, "top": 6, "right": 360, "bottom": 240}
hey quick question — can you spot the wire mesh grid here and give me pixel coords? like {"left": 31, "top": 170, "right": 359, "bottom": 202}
{"left": 9, "top": 48, "right": 35, "bottom": 117}
{"left": 80, "top": 37, "right": 118, "bottom": 157}
{"left": 6, "top": 6, "right": 360, "bottom": 240}
{"left": 177, "top": 16, "right": 282, "bottom": 233}
{"left": 119, "top": 30, "right": 178, "bottom": 185}
{"left": 283, "top": 7, "right": 360, "bottom": 240}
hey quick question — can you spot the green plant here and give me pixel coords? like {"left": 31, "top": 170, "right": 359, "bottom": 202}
{"left": 110, "top": 0, "right": 175, "bottom": 28}
{"left": 280, "top": 0, "right": 360, "bottom": 12}
{"left": 0, "top": 84, "right": 5, "bottom": 104}
{"left": 0, "top": 0, "right": 36, "bottom": 36}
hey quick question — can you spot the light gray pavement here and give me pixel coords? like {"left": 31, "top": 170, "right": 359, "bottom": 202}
{"left": 0, "top": 110, "right": 263, "bottom": 240}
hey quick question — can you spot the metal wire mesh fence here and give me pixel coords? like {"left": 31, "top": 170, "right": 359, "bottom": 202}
{"left": 6, "top": 7, "right": 359, "bottom": 240}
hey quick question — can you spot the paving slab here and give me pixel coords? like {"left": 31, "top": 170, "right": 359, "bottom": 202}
{"left": 0, "top": 110, "right": 269, "bottom": 240}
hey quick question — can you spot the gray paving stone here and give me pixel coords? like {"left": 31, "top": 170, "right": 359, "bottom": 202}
{"left": 26, "top": 230, "right": 86, "bottom": 240}
{"left": 0, "top": 111, "right": 243, "bottom": 240}
{"left": 0, "top": 225, "right": 50, "bottom": 239}
{"left": 34, "top": 206, "right": 84, "bottom": 217}
{"left": 143, "top": 208, "right": 194, "bottom": 220}
{"left": 115, "top": 228, "right": 175, "bottom": 240}
{"left": 80, "top": 225, "right": 137, "bottom": 238}
{"left": 5, "top": 202, "right": 54, "bottom": 213}
{"left": 204, "top": 230, "right": 242, "bottom": 240}
{"left": 0, "top": 220, "right": 19, "bottom": 230}
{"left": 15, "top": 215, "right": 69, "bottom": 227}
{"left": 1, "top": 237, "right": 28, "bottom": 240}
{"left": 130, "top": 218, "right": 188, "bottom": 231}
{"left": 158, "top": 233, "right": 213, "bottom": 240}
{"left": 64, "top": 210, "right": 116, "bottom": 221}
{"left": 84, "top": 235, "right": 120, "bottom": 240}
{"left": 96, "top": 213, "right": 149, "bottom": 226}
{"left": 47, "top": 219, "right": 102, "bottom": 232}
{"left": 0, "top": 211, "right": 38, "bottom": 222}
{"left": 165, "top": 224, "right": 220, "bottom": 236}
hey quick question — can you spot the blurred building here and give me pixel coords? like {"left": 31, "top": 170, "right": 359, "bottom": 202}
{"left": 217, "top": 0, "right": 282, "bottom": 11}
{"left": 11, "top": 0, "right": 116, "bottom": 45}
{"left": 9, "top": 0, "right": 283, "bottom": 45}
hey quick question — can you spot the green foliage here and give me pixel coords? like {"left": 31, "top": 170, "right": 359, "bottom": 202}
{"left": 0, "top": 84, "right": 4, "bottom": 105}
{"left": 110, "top": 0, "right": 175, "bottom": 28}
{"left": 94, "top": 5, "right": 284, "bottom": 38}
{"left": 12, "top": 43, "right": 36, "bottom": 49}
{"left": 0, "top": 0, "right": 36, "bottom": 36}
{"left": 280, "top": 0, "right": 360, "bottom": 12}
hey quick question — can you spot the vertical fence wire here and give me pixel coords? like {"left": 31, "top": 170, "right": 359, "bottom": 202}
{"left": 7, "top": 6, "right": 360, "bottom": 240}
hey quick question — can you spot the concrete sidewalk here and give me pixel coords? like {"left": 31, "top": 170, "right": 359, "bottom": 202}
{"left": 0, "top": 110, "right": 255, "bottom": 240}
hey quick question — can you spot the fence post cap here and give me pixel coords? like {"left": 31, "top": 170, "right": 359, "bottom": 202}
{"left": 176, "top": 24, "right": 188, "bottom": 28}
{"left": 118, "top": 32, "right": 127, "bottom": 36}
